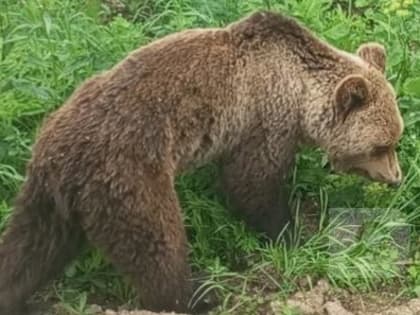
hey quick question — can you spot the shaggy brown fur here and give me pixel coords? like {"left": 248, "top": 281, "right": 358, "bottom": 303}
{"left": 0, "top": 10, "right": 403, "bottom": 314}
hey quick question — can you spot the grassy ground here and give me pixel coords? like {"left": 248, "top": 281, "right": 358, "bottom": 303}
{"left": 1, "top": 0, "right": 420, "bottom": 314}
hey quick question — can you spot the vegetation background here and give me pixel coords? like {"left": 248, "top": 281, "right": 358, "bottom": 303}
{"left": 0, "top": 0, "right": 419, "bottom": 314}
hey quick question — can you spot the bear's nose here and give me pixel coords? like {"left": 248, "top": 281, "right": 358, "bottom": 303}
{"left": 387, "top": 175, "right": 402, "bottom": 188}
{"left": 389, "top": 168, "right": 402, "bottom": 188}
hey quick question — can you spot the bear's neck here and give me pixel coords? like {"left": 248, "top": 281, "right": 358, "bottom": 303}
{"left": 233, "top": 41, "right": 359, "bottom": 152}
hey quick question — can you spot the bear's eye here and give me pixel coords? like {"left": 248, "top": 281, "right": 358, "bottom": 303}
{"left": 371, "top": 145, "right": 389, "bottom": 156}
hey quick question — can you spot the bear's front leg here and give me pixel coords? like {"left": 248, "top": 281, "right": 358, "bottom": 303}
{"left": 221, "top": 137, "right": 294, "bottom": 241}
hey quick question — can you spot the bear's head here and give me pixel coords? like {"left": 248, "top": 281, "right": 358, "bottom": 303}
{"left": 321, "top": 43, "right": 404, "bottom": 186}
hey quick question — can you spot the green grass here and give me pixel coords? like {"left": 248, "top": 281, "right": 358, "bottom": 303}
{"left": 1, "top": 0, "right": 420, "bottom": 314}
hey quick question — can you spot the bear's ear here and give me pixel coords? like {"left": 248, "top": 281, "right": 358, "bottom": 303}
{"left": 334, "top": 75, "right": 369, "bottom": 123}
{"left": 357, "top": 42, "right": 386, "bottom": 73}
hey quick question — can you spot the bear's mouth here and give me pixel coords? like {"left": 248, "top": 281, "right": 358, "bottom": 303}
{"left": 349, "top": 167, "right": 370, "bottom": 178}
{"left": 324, "top": 161, "right": 370, "bottom": 179}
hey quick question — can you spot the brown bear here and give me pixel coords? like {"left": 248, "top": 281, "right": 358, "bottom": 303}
{"left": 0, "top": 10, "right": 403, "bottom": 315}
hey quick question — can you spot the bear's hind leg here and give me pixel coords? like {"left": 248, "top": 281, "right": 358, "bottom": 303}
{"left": 80, "top": 175, "right": 193, "bottom": 313}
{"left": 0, "top": 178, "right": 84, "bottom": 315}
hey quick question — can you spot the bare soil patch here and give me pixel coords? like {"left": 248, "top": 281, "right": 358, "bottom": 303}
{"left": 271, "top": 280, "right": 420, "bottom": 315}
{"left": 64, "top": 280, "right": 419, "bottom": 315}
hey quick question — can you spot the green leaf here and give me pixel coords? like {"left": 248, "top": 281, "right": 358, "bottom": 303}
{"left": 42, "top": 12, "right": 52, "bottom": 36}
{"left": 403, "top": 77, "right": 420, "bottom": 97}
{"left": 355, "top": 0, "right": 373, "bottom": 7}
{"left": 408, "top": 265, "right": 418, "bottom": 278}
{"left": 324, "top": 22, "right": 350, "bottom": 41}
{"left": 64, "top": 262, "right": 78, "bottom": 278}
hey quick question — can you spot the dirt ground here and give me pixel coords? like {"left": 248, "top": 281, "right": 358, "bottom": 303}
{"left": 271, "top": 280, "right": 420, "bottom": 315}
{"left": 73, "top": 280, "right": 419, "bottom": 315}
